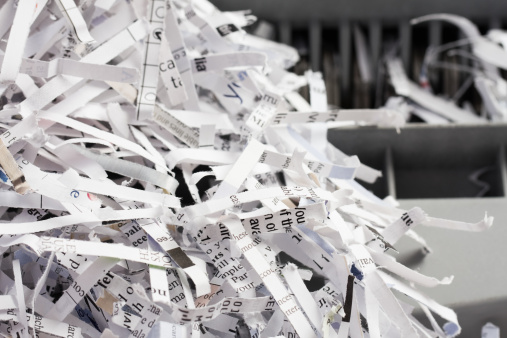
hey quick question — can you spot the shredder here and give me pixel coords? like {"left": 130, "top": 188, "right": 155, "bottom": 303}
{"left": 212, "top": 1, "right": 507, "bottom": 335}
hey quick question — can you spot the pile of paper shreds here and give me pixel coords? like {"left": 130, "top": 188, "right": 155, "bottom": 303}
{"left": 0, "top": 0, "right": 494, "bottom": 337}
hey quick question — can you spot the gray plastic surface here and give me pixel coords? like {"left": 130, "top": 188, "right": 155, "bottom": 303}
{"left": 328, "top": 124, "right": 507, "bottom": 336}
{"left": 397, "top": 198, "right": 507, "bottom": 338}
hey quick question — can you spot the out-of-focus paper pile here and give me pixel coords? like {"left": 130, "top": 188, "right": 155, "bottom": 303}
{"left": 0, "top": 1, "right": 494, "bottom": 337}
{"left": 384, "top": 14, "right": 507, "bottom": 124}
{"left": 277, "top": 13, "right": 507, "bottom": 124}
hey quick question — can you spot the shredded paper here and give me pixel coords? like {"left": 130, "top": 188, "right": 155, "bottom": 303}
{"left": 0, "top": 0, "right": 495, "bottom": 337}
{"left": 385, "top": 14, "right": 507, "bottom": 123}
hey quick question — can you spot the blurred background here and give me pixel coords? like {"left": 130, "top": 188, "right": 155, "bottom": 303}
{"left": 213, "top": 0, "right": 507, "bottom": 115}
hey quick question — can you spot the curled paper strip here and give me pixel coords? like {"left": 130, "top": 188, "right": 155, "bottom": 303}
{"left": 0, "top": 1, "right": 494, "bottom": 338}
